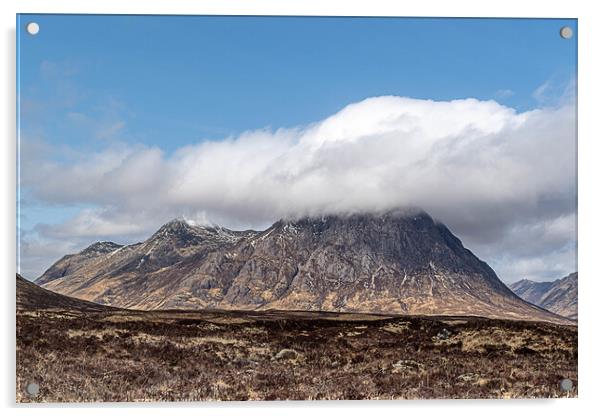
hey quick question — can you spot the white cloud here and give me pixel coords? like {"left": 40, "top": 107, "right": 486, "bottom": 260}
{"left": 533, "top": 81, "right": 551, "bottom": 103}
{"left": 495, "top": 89, "right": 515, "bottom": 99}
{"left": 533, "top": 77, "right": 576, "bottom": 107}
{"left": 95, "top": 121, "right": 126, "bottom": 140}
{"left": 20, "top": 95, "right": 577, "bottom": 281}
{"left": 33, "top": 208, "right": 149, "bottom": 239}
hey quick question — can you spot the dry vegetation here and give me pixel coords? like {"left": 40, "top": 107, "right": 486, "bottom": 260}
{"left": 16, "top": 308, "right": 577, "bottom": 402}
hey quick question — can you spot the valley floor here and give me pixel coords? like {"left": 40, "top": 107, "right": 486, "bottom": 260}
{"left": 16, "top": 308, "right": 577, "bottom": 402}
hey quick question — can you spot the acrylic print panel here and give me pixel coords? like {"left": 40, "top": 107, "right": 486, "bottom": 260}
{"left": 16, "top": 14, "right": 577, "bottom": 402}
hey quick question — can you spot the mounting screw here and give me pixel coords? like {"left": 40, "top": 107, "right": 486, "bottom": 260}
{"left": 560, "top": 26, "right": 573, "bottom": 39}
{"left": 559, "top": 378, "right": 573, "bottom": 392}
{"left": 26, "top": 22, "right": 40, "bottom": 36}
{"left": 25, "top": 382, "right": 40, "bottom": 397}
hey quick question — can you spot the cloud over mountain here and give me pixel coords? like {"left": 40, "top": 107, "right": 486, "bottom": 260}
{"left": 20, "top": 95, "right": 576, "bottom": 281}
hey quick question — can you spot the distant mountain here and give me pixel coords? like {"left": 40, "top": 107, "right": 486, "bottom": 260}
{"left": 36, "top": 211, "right": 568, "bottom": 323}
{"left": 17, "top": 274, "right": 114, "bottom": 312}
{"left": 510, "top": 273, "right": 577, "bottom": 320}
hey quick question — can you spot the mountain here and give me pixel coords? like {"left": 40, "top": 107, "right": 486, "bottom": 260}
{"left": 36, "top": 241, "right": 124, "bottom": 286}
{"left": 17, "top": 274, "right": 114, "bottom": 312}
{"left": 510, "top": 272, "right": 577, "bottom": 320}
{"left": 35, "top": 211, "right": 569, "bottom": 323}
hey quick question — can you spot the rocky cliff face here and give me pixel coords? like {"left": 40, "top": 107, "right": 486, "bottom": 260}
{"left": 36, "top": 211, "right": 568, "bottom": 323}
{"left": 510, "top": 273, "right": 577, "bottom": 320}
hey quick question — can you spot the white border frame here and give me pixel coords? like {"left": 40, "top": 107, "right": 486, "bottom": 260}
{"left": 2, "top": 1, "right": 600, "bottom": 415}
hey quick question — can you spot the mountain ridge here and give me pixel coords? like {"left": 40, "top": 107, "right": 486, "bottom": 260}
{"left": 510, "top": 272, "right": 577, "bottom": 320}
{"left": 35, "top": 210, "right": 570, "bottom": 324}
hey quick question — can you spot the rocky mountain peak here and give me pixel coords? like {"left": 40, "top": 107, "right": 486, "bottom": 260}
{"left": 280, "top": 209, "right": 433, "bottom": 227}
{"left": 80, "top": 241, "right": 123, "bottom": 256}
{"left": 268, "top": 210, "right": 438, "bottom": 241}
{"left": 153, "top": 218, "right": 201, "bottom": 235}
{"left": 150, "top": 218, "right": 248, "bottom": 246}
{"left": 562, "top": 272, "right": 578, "bottom": 283}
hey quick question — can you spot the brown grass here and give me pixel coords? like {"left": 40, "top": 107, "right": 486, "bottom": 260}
{"left": 16, "top": 309, "right": 577, "bottom": 402}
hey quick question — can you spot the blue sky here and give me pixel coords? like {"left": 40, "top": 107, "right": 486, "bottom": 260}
{"left": 17, "top": 15, "right": 577, "bottom": 281}
{"left": 19, "top": 15, "right": 576, "bottom": 151}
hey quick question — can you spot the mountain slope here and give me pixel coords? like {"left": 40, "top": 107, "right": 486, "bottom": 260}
{"left": 510, "top": 273, "right": 577, "bottom": 320}
{"left": 17, "top": 274, "right": 115, "bottom": 312}
{"left": 36, "top": 241, "right": 124, "bottom": 286}
{"left": 37, "top": 219, "right": 259, "bottom": 309}
{"left": 36, "top": 211, "right": 569, "bottom": 323}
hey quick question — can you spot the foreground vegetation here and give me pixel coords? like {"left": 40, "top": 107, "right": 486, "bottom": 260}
{"left": 16, "top": 308, "right": 577, "bottom": 402}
